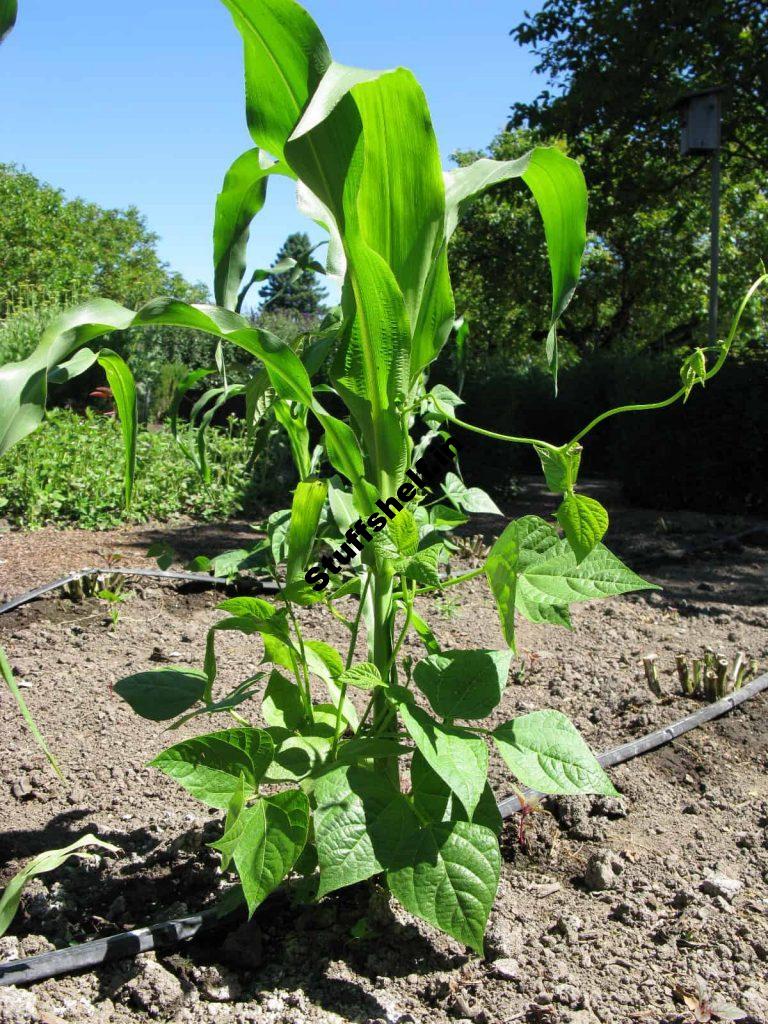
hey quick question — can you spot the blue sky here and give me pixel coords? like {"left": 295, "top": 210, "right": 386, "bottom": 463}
{"left": 1, "top": 1, "right": 545, "bottom": 303}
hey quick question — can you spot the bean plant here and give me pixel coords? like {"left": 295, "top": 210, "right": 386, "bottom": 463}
{"left": 0, "top": 0, "right": 764, "bottom": 953}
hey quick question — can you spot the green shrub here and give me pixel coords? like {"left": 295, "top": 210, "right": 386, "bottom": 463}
{"left": 0, "top": 409, "right": 277, "bottom": 530}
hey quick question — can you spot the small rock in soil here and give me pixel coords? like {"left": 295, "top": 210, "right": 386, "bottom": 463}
{"left": 484, "top": 914, "right": 523, "bottom": 960}
{"left": 119, "top": 954, "right": 184, "bottom": 1016}
{"left": 490, "top": 957, "right": 519, "bottom": 980}
{"left": 583, "top": 850, "right": 622, "bottom": 892}
{"left": 700, "top": 874, "right": 743, "bottom": 901}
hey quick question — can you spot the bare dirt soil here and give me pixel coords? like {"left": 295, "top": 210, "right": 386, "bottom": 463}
{"left": 0, "top": 480, "right": 767, "bottom": 1024}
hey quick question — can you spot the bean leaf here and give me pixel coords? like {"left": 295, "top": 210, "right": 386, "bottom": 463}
{"left": 387, "top": 820, "right": 500, "bottom": 955}
{"left": 555, "top": 492, "right": 609, "bottom": 562}
{"left": 114, "top": 668, "right": 208, "bottom": 722}
{"left": 413, "top": 649, "right": 511, "bottom": 720}
{"left": 493, "top": 709, "right": 617, "bottom": 796}
{"left": 151, "top": 727, "right": 274, "bottom": 808}
{"left": 211, "top": 790, "right": 309, "bottom": 916}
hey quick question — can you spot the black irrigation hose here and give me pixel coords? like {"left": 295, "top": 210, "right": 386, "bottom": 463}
{"left": 0, "top": 567, "right": 278, "bottom": 616}
{"left": 1, "top": 670, "right": 766, "bottom": 987}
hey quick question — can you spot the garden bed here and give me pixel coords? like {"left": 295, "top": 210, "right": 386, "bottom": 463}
{"left": 1, "top": 481, "right": 767, "bottom": 1023}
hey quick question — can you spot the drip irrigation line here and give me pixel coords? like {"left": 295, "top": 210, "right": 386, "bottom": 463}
{"left": 0, "top": 670, "right": 765, "bottom": 987}
{"left": 0, "top": 567, "right": 278, "bottom": 617}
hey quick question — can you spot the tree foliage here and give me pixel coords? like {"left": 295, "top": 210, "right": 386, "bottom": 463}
{"left": 450, "top": 1, "right": 768, "bottom": 364}
{"left": 0, "top": 163, "right": 207, "bottom": 316}
{"left": 259, "top": 232, "right": 328, "bottom": 316}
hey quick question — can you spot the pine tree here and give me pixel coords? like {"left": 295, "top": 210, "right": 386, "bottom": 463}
{"left": 258, "top": 232, "right": 327, "bottom": 315}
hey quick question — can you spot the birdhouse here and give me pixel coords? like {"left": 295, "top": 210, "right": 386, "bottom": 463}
{"left": 676, "top": 88, "right": 724, "bottom": 155}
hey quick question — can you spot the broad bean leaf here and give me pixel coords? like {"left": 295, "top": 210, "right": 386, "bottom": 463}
{"left": 262, "top": 670, "right": 306, "bottom": 731}
{"left": 337, "top": 662, "right": 382, "bottom": 691}
{"left": 535, "top": 444, "right": 582, "bottom": 494}
{"left": 114, "top": 668, "right": 208, "bottom": 722}
{"left": 211, "top": 790, "right": 309, "bottom": 916}
{"left": 493, "top": 710, "right": 617, "bottom": 796}
{"left": 267, "top": 733, "right": 331, "bottom": 782}
{"left": 150, "top": 727, "right": 274, "bottom": 809}
{"left": 387, "top": 820, "right": 500, "bottom": 955}
{"left": 217, "top": 596, "right": 277, "bottom": 619}
{"left": 397, "top": 699, "right": 488, "bottom": 817}
{"left": 413, "top": 649, "right": 512, "bottom": 720}
{"left": 443, "top": 472, "right": 502, "bottom": 515}
{"left": 410, "top": 752, "right": 502, "bottom": 837}
{"left": 313, "top": 764, "right": 419, "bottom": 896}
{"left": 485, "top": 515, "right": 657, "bottom": 651}
{"left": 555, "top": 493, "right": 609, "bottom": 562}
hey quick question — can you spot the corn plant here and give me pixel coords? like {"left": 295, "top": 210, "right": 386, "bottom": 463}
{"left": 0, "top": 0, "right": 764, "bottom": 954}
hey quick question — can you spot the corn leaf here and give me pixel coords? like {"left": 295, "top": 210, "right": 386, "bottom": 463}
{"left": 213, "top": 147, "right": 292, "bottom": 309}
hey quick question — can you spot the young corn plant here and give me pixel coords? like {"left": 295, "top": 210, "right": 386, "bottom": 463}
{"left": 0, "top": 0, "right": 764, "bottom": 954}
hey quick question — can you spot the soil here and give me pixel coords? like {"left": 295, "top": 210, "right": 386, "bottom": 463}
{"left": 1, "top": 479, "right": 767, "bottom": 1024}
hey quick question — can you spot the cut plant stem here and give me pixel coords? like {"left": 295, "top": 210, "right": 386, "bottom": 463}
{"left": 642, "top": 654, "right": 662, "bottom": 697}
{"left": 676, "top": 655, "right": 694, "bottom": 696}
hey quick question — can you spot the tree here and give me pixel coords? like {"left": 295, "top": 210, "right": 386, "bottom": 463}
{"left": 0, "top": 163, "right": 208, "bottom": 316}
{"left": 449, "top": 1, "right": 767, "bottom": 366}
{"left": 504, "top": 0, "right": 768, "bottom": 357}
{"left": 258, "top": 232, "right": 328, "bottom": 316}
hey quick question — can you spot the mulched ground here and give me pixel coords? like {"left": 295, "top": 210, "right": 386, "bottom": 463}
{"left": 0, "top": 479, "right": 766, "bottom": 1024}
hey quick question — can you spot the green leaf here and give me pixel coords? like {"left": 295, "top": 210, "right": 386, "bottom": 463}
{"left": 337, "top": 662, "right": 382, "bottom": 691}
{"left": 114, "top": 668, "right": 208, "bottom": 722}
{"left": 150, "top": 727, "right": 274, "bottom": 809}
{"left": 444, "top": 147, "right": 587, "bottom": 385}
{"left": 387, "top": 820, "right": 500, "bottom": 955}
{"left": 410, "top": 610, "right": 442, "bottom": 656}
{"left": 413, "top": 649, "right": 512, "bottom": 720}
{"left": 217, "top": 596, "right": 277, "bottom": 619}
{"left": 262, "top": 670, "right": 306, "bottom": 731}
{"left": 0, "top": 835, "right": 119, "bottom": 939}
{"left": 46, "top": 346, "right": 99, "bottom": 384}
{"left": 267, "top": 733, "right": 331, "bottom": 782}
{"left": 304, "top": 639, "right": 344, "bottom": 680}
{"left": 410, "top": 751, "right": 502, "bottom": 837}
{"left": 335, "top": 737, "right": 410, "bottom": 763}
{"left": 555, "top": 493, "right": 609, "bottom": 562}
{"left": 96, "top": 348, "right": 137, "bottom": 508}
{"left": 287, "top": 64, "right": 445, "bottom": 487}
{"left": 211, "top": 790, "right": 309, "bottom": 916}
{"left": 493, "top": 710, "right": 617, "bottom": 796}
{"left": 428, "top": 503, "right": 469, "bottom": 532}
{"left": 213, "top": 147, "right": 290, "bottom": 309}
{"left": 314, "top": 764, "right": 419, "bottom": 896}
{"left": 0, "top": 645, "right": 63, "bottom": 779}
{"left": 219, "top": 778, "right": 247, "bottom": 872}
{"left": 0, "top": 298, "right": 314, "bottom": 464}
{"left": 485, "top": 515, "right": 658, "bottom": 651}
{"left": 443, "top": 472, "right": 502, "bottom": 515}
{"left": 535, "top": 444, "right": 582, "bottom": 494}
{"left": 398, "top": 699, "right": 488, "bottom": 817}
{"left": 220, "top": 0, "right": 331, "bottom": 163}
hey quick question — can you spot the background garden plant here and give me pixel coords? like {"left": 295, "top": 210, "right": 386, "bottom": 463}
{"left": 0, "top": 0, "right": 764, "bottom": 955}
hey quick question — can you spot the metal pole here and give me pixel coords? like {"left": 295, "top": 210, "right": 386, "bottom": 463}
{"left": 708, "top": 149, "right": 721, "bottom": 343}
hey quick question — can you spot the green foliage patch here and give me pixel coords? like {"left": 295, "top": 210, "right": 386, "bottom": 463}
{"left": 0, "top": 409, "right": 255, "bottom": 529}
